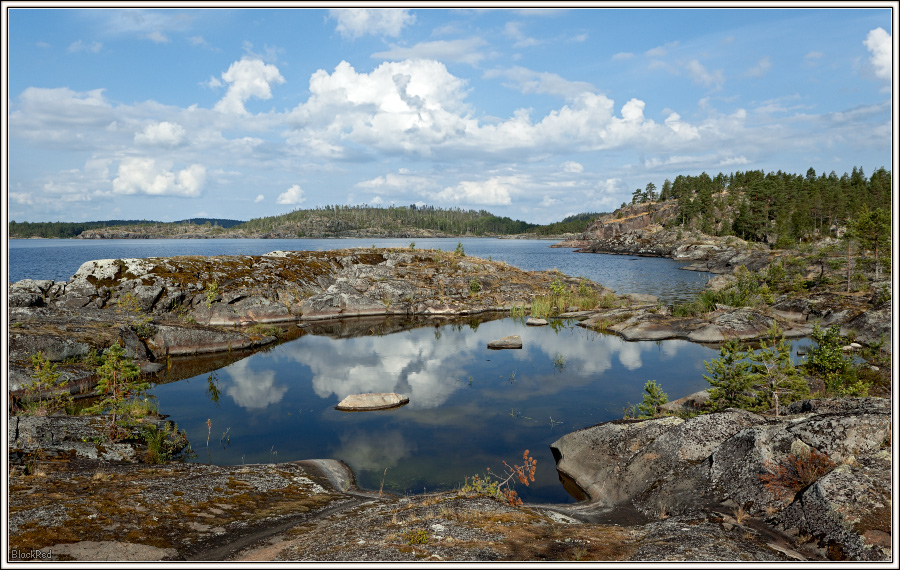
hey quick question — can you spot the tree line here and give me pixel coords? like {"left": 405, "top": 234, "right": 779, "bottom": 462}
{"left": 629, "top": 166, "right": 891, "bottom": 248}
{"left": 8, "top": 218, "right": 245, "bottom": 239}
{"left": 235, "top": 204, "right": 605, "bottom": 237}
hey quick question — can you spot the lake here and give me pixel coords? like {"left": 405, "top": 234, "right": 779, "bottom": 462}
{"left": 9, "top": 237, "right": 810, "bottom": 504}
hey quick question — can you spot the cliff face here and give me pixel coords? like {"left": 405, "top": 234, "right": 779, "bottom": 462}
{"left": 581, "top": 201, "right": 679, "bottom": 240}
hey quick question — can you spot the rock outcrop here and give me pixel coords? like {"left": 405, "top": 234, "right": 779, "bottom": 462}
{"left": 550, "top": 397, "right": 892, "bottom": 561}
{"left": 8, "top": 248, "right": 599, "bottom": 401}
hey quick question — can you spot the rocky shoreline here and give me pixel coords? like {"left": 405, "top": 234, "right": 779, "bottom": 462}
{"left": 6, "top": 246, "right": 894, "bottom": 561}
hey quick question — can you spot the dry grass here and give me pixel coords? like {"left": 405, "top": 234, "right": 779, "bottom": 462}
{"left": 733, "top": 505, "right": 750, "bottom": 524}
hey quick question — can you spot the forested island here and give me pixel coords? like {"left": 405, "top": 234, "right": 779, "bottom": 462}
{"left": 9, "top": 207, "right": 603, "bottom": 240}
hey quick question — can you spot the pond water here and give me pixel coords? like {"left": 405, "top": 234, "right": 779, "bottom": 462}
{"left": 150, "top": 316, "right": 813, "bottom": 505}
{"left": 7, "top": 237, "right": 711, "bottom": 305}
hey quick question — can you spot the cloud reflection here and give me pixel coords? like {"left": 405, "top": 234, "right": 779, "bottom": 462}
{"left": 333, "top": 429, "right": 416, "bottom": 472}
{"left": 223, "top": 359, "right": 288, "bottom": 410}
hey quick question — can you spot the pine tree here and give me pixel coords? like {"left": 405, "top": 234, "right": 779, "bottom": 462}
{"left": 703, "top": 340, "right": 755, "bottom": 411}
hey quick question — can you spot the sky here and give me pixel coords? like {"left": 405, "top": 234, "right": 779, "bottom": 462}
{"left": 3, "top": 4, "right": 896, "bottom": 225}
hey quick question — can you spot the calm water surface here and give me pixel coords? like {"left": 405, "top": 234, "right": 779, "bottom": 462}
{"left": 150, "top": 317, "right": 812, "bottom": 504}
{"left": 8, "top": 237, "right": 710, "bottom": 304}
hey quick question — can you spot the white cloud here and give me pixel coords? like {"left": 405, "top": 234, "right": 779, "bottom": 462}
{"left": 373, "top": 38, "right": 488, "bottom": 66}
{"left": 562, "top": 161, "right": 583, "bottom": 173}
{"left": 504, "top": 21, "right": 540, "bottom": 48}
{"left": 254, "top": 194, "right": 265, "bottom": 203}
{"left": 134, "top": 121, "right": 185, "bottom": 147}
{"left": 329, "top": 8, "right": 415, "bottom": 39}
{"left": 287, "top": 59, "right": 472, "bottom": 157}
{"left": 146, "top": 30, "right": 169, "bottom": 44}
{"left": 112, "top": 158, "right": 206, "bottom": 197}
{"left": 68, "top": 40, "right": 102, "bottom": 53}
{"left": 435, "top": 176, "right": 521, "bottom": 205}
{"left": 685, "top": 59, "right": 724, "bottom": 90}
{"left": 204, "top": 76, "right": 223, "bottom": 89}
{"left": 612, "top": 52, "right": 634, "bottom": 61}
{"left": 483, "top": 66, "right": 596, "bottom": 100}
{"left": 864, "top": 27, "right": 892, "bottom": 82}
{"left": 213, "top": 58, "right": 285, "bottom": 115}
{"left": 745, "top": 56, "right": 772, "bottom": 78}
{"left": 356, "top": 172, "right": 432, "bottom": 192}
{"left": 645, "top": 41, "right": 678, "bottom": 57}
{"left": 277, "top": 184, "right": 305, "bottom": 205}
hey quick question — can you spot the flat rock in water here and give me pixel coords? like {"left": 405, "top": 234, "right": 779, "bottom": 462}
{"left": 334, "top": 393, "right": 409, "bottom": 412}
{"left": 525, "top": 317, "right": 548, "bottom": 326}
{"left": 487, "top": 335, "right": 522, "bottom": 349}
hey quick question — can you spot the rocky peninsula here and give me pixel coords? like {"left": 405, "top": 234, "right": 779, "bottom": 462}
{"left": 6, "top": 244, "right": 894, "bottom": 562}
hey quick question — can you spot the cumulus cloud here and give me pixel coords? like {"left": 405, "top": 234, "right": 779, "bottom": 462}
{"left": 277, "top": 184, "right": 305, "bottom": 205}
{"left": 373, "top": 38, "right": 488, "bottom": 66}
{"left": 864, "top": 27, "right": 892, "bottom": 82}
{"left": 287, "top": 59, "right": 472, "bottom": 156}
{"left": 254, "top": 194, "right": 265, "bottom": 203}
{"left": 562, "top": 161, "right": 583, "bottom": 173}
{"left": 112, "top": 158, "right": 206, "bottom": 197}
{"left": 134, "top": 121, "right": 185, "bottom": 147}
{"left": 329, "top": 8, "right": 415, "bottom": 39}
{"left": 435, "top": 176, "right": 521, "bottom": 205}
{"left": 356, "top": 172, "right": 432, "bottom": 192}
{"left": 213, "top": 58, "right": 285, "bottom": 115}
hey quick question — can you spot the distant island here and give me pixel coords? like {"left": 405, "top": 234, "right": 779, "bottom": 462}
{"left": 8, "top": 206, "right": 603, "bottom": 240}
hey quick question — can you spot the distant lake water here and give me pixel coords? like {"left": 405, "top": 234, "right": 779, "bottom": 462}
{"left": 7, "top": 237, "right": 711, "bottom": 304}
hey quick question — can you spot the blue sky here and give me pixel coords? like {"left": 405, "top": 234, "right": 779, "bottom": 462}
{"left": 4, "top": 5, "right": 895, "bottom": 225}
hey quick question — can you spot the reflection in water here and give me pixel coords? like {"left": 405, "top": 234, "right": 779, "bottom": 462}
{"left": 223, "top": 359, "right": 288, "bottom": 410}
{"left": 151, "top": 317, "right": 812, "bottom": 504}
{"left": 334, "top": 429, "right": 417, "bottom": 472}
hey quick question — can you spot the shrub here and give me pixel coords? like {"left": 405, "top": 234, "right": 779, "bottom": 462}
{"left": 205, "top": 281, "right": 220, "bottom": 308}
{"left": 751, "top": 323, "right": 809, "bottom": 414}
{"left": 805, "top": 324, "right": 870, "bottom": 397}
{"left": 468, "top": 278, "right": 482, "bottom": 295}
{"left": 704, "top": 340, "right": 756, "bottom": 412}
{"left": 636, "top": 380, "right": 668, "bottom": 418}
{"left": 20, "top": 352, "right": 72, "bottom": 416}
{"left": 84, "top": 343, "right": 148, "bottom": 440}
{"left": 759, "top": 448, "right": 836, "bottom": 499}
{"left": 454, "top": 242, "right": 465, "bottom": 256}
{"left": 462, "top": 450, "right": 536, "bottom": 507}
{"left": 404, "top": 529, "right": 428, "bottom": 545}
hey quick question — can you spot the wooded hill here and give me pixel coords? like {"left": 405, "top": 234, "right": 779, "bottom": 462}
{"left": 8, "top": 206, "right": 604, "bottom": 239}
{"left": 8, "top": 218, "right": 245, "bottom": 239}
{"left": 631, "top": 166, "right": 891, "bottom": 247}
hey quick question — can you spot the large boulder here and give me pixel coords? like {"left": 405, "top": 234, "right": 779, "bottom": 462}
{"left": 145, "top": 324, "right": 275, "bottom": 356}
{"left": 550, "top": 398, "right": 892, "bottom": 561}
